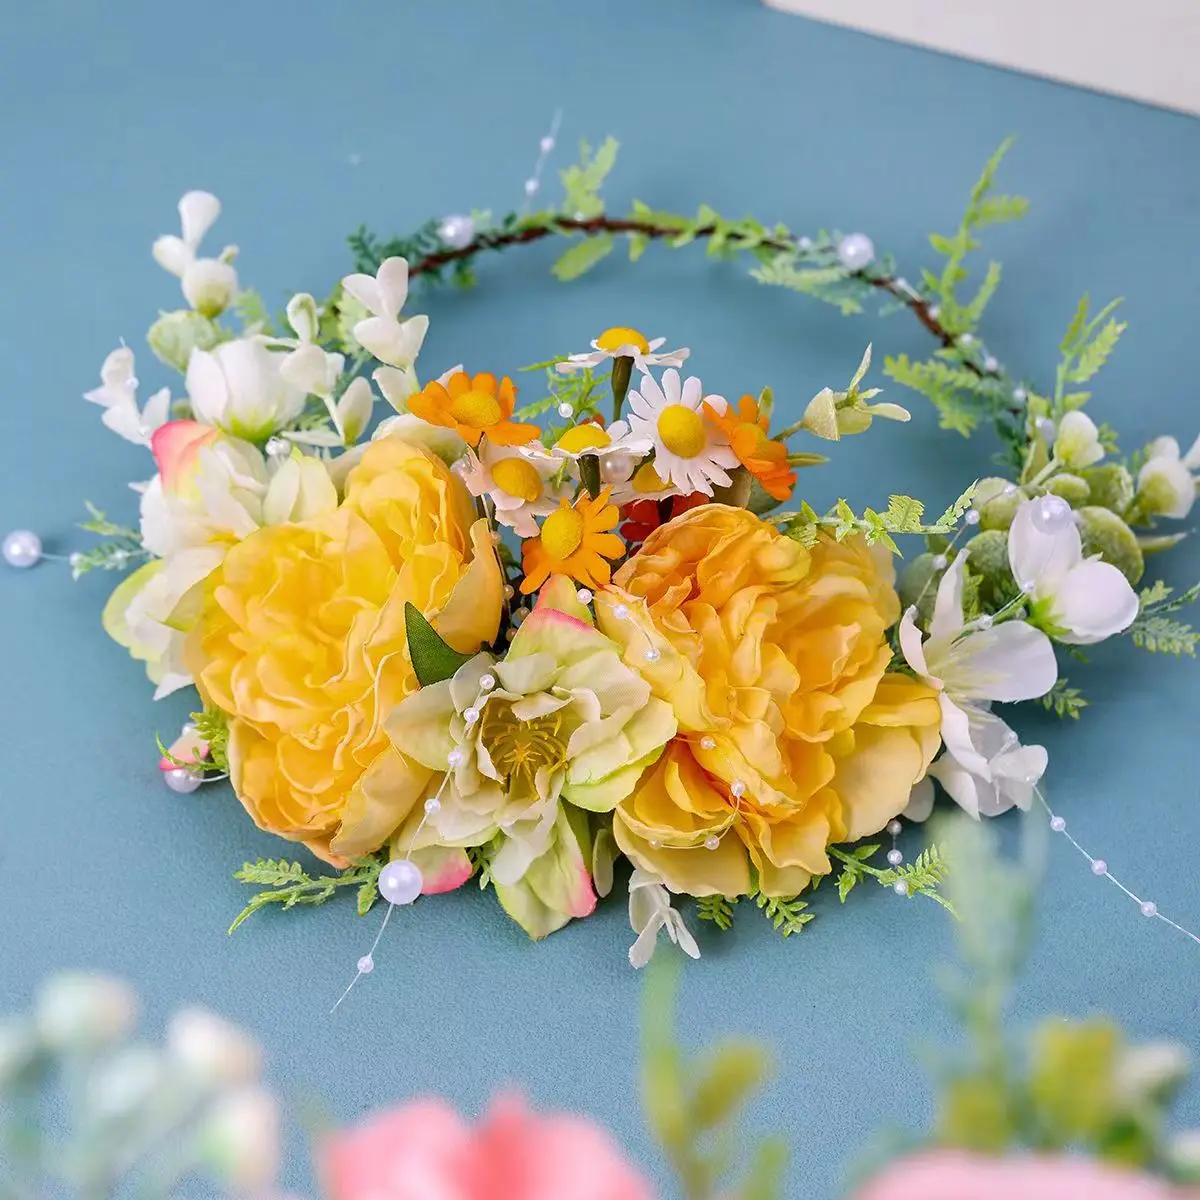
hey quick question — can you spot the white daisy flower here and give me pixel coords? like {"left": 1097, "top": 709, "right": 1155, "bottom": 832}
{"left": 626, "top": 369, "right": 736, "bottom": 496}
{"left": 525, "top": 418, "right": 652, "bottom": 477}
{"left": 556, "top": 326, "right": 688, "bottom": 375}
{"left": 460, "top": 441, "right": 572, "bottom": 538}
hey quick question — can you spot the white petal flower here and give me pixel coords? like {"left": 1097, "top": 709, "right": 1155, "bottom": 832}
{"left": 84, "top": 348, "right": 172, "bottom": 447}
{"left": 625, "top": 369, "right": 737, "bottom": 496}
{"left": 556, "top": 326, "right": 689, "bottom": 375}
{"left": 186, "top": 338, "right": 307, "bottom": 440}
{"left": 927, "top": 715, "right": 1048, "bottom": 819}
{"left": 1008, "top": 498, "right": 1139, "bottom": 644}
{"left": 1136, "top": 433, "right": 1200, "bottom": 519}
{"left": 341, "top": 258, "right": 429, "bottom": 370}
{"left": 459, "top": 440, "right": 572, "bottom": 537}
{"left": 341, "top": 256, "right": 410, "bottom": 320}
{"left": 628, "top": 869, "right": 701, "bottom": 969}
{"left": 153, "top": 192, "right": 237, "bottom": 315}
{"left": 167, "top": 1007, "right": 262, "bottom": 1087}
{"left": 900, "top": 555, "right": 1055, "bottom": 819}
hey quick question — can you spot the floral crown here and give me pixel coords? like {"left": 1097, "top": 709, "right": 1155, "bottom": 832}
{"left": 13, "top": 130, "right": 1197, "bottom": 994}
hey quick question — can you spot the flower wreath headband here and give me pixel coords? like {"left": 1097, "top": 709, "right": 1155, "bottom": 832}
{"left": 12, "top": 122, "right": 1200, "bottom": 995}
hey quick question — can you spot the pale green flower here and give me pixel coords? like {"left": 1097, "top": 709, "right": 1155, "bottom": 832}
{"left": 386, "top": 576, "right": 677, "bottom": 938}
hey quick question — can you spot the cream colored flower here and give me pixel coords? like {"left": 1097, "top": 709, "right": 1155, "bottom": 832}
{"left": 555, "top": 326, "right": 688, "bottom": 375}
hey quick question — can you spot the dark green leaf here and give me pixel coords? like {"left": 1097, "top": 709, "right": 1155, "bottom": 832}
{"left": 404, "top": 602, "right": 473, "bottom": 687}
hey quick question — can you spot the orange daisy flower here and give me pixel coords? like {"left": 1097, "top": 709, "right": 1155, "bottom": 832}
{"left": 521, "top": 488, "right": 625, "bottom": 594}
{"left": 407, "top": 370, "right": 539, "bottom": 447}
{"left": 703, "top": 394, "right": 796, "bottom": 501}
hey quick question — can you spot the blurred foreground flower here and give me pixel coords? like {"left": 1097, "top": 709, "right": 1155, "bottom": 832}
{"left": 855, "top": 1152, "right": 1199, "bottom": 1200}
{"left": 321, "top": 1094, "right": 653, "bottom": 1200}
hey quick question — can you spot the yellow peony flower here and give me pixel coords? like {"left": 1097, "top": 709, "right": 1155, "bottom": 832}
{"left": 594, "top": 504, "right": 941, "bottom": 897}
{"left": 186, "top": 436, "right": 503, "bottom": 865}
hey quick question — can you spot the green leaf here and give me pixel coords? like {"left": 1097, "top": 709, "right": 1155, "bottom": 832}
{"left": 404, "top": 603, "right": 473, "bottom": 687}
{"left": 551, "top": 234, "right": 615, "bottom": 281}
{"left": 1039, "top": 679, "right": 1088, "bottom": 719}
{"left": 743, "top": 1137, "right": 789, "bottom": 1200}
{"left": 689, "top": 1040, "right": 770, "bottom": 1129}
{"left": 695, "top": 895, "right": 736, "bottom": 931}
{"left": 628, "top": 231, "right": 649, "bottom": 262}
{"left": 753, "top": 894, "right": 813, "bottom": 937}
{"left": 1069, "top": 317, "right": 1127, "bottom": 383}
{"left": 1129, "top": 615, "right": 1199, "bottom": 657}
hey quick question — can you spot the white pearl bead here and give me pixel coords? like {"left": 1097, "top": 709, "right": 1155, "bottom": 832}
{"left": 576, "top": 588, "right": 593, "bottom": 605}
{"left": 932, "top": 554, "right": 948, "bottom": 569}
{"left": 512, "top": 608, "right": 529, "bottom": 626}
{"left": 700, "top": 736, "right": 716, "bottom": 751}
{"left": 437, "top": 214, "right": 476, "bottom": 250}
{"left": 894, "top": 276, "right": 909, "bottom": 292}
{"left": 1030, "top": 494, "right": 1073, "bottom": 535}
{"left": 704, "top": 835, "right": 720, "bottom": 851}
{"left": 977, "top": 614, "right": 994, "bottom": 629}
{"left": 730, "top": 780, "right": 746, "bottom": 798}
{"left": 503, "top": 584, "right": 515, "bottom": 600}
{"left": 3, "top": 530, "right": 42, "bottom": 568}
{"left": 887, "top": 849, "right": 903, "bottom": 866}
{"left": 984, "top": 356, "right": 999, "bottom": 373}
{"left": 893, "top": 880, "right": 909, "bottom": 896}
{"left": 1012, "top": 386, "right": 1027, "bottom": 403}
{"left": 357, "top": 954, "right": 374, "bottom": 974}
{"left": 1141, "top": 900, "right": 1158, "bottom": 917}
{"left": 69, "top": 551, "right": 83, "bottom": 571}
{"left": 463, "top": 707, "right": 480, "bottom": 726}
{"left": 505, "top": 628, "right": 516, "bottom": 642}
{"left": 613, "top": 604, "right": 630, "bottom": 621}
{"left": 1002, "top": 483, "right": 1018, "bottom": 496}
{"left": 797, "top": 235, "right": 813, "bottom": 251}
{"left": 959, "top": 333, "right": 975, "bottom": 347}
{"left": 964, "top": 509, "right": 981, "bottom": 526}
{"left": 378, "top": 859, "right": 423, "bottom": 906}
{"left": 539, "top": 135, "right": 555, "bottom": 153}
{"left": 600, "top": 452, "right": 636, "bottom": 484}
{"left": 649, "top": 840, "right": 660, "bottom": 849}
{"left": 479, "top": 674, "right": 496, "bottom": 691}
{"left": 644, "top": 647, "right": 661, "bottom": 663}
{"left": 1037, "top": 417, "right": 1056, "bottom": 441}
{"left": 524, "top": 178, "right": 539, "bottom": 196}
{"left": 557, "top": 402, "right": 574, "bottom": 419}
{"left": 164, "top": 767, "right": 202, "bottom": 795}
{"left": 424, "top": 796, "right": 441, "bottom": 815}
{"left": 836, "top": 232, "right": 875, "bottom": 271}
{"left": 928, "top": 305, "right": 941, "bottom": 320}
{"left": 1091, "top": 859, "right": 1108, "bottom": 876}
{"left": 265, "top": 436, "right": 290, "bottom": 458}
{"left": 447, "top": 748, "right": 464, "bottom": 767}
{"left": 887, "top": 819, "right": 902, "bottom": 836}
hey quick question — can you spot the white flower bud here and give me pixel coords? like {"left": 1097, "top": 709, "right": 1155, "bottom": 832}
{"left": 197, "top": 1085, "right": 280, "bottom": 1192}
{"left": 86, "top": 1045, "right": 163, "bottom": 1121}
{"left": 1053, "top": 410, "right": 1104, "bottom": 469}
{"left": 167, "top": 1007, "right": 263, "bottom": 1088}
{"left": 182, "top": 258, "right": 239, "bottom": 318}
{"left": 285, "top": 292, "right": 320, "bottom": 343}
{"left": 1114, "top": 1041, "right": 1189, "bottom": 1106}
{"left": 35, "top": 973, "right": 138, "bottom": 1050}
{"left": 1137, "top": 454, "right": 1196, "bottom": 520}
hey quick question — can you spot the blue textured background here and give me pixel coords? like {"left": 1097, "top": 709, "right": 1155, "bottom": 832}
{"left": 2, "top": 1, "right": 1199, "bottom": 1195}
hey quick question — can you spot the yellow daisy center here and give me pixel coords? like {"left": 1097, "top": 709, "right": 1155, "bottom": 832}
{"left": 447, "top": 389, "right": 502, "bottom": 429}
{"left": 596, "top": 326, "right": 651, "bottom": 355}
{"left": 657, "top": 405, "right": 707, "bottom": 458}
{"left": 541, "top": 507, "right": 585, "bottom": 560}
{"left": 556, "top": 424, "right": 612, "bottom": 454}
{"left": 490, "top": 456, "right": 544, "bottom": 503}
{"left": 631, "top": 462, "right": 669, "bottom": 494}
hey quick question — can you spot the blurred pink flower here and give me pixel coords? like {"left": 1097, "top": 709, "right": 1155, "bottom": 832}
{"left": 321, "top": 1094, "right": 654, "bottom": 1200}
{"left": 855, "top": 1152, "right": 1197, "bottom": 1200}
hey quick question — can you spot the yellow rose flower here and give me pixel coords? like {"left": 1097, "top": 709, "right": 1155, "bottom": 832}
{"left": 594, "top": 504, "right": 941, "bottom": 897}
{"left": 187, "top": 436, "right": 503, "bottom": 865}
